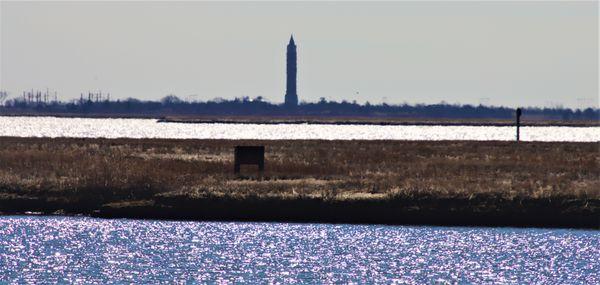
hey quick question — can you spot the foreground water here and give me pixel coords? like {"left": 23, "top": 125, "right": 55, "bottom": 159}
{"left": 0, "top": 116, "right": 598, "bottom": 141}
{"left": 0, "top": 216, "right": 598, "bottom": 283}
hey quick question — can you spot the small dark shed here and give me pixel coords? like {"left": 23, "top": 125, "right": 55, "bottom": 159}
{"left": 234, "top": 146, "right": 265, "bottom": 174}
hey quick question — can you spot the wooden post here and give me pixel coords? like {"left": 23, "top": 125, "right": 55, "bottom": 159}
{"left": 516, "top": 108, "right": 522, "bottom": 142}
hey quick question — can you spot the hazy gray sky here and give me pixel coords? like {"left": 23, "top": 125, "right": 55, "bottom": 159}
{"left": 1, "top": 1, "right": 598, "bottom": 108}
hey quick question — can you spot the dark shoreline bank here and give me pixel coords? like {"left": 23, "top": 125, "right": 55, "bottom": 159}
{"left": 158, "top": 117, "right": 600, "bottom": 127}
{"left": 1, "top": 195, "right": 598, "bottom": 229}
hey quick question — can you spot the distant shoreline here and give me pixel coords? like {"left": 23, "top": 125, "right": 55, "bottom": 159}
{"left": 158, "top": 117, "right": 600, "bottom": 127}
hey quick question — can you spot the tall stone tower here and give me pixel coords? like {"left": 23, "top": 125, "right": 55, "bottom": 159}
{"left": 284, "top": 35, "right": 298, "bottom": 107}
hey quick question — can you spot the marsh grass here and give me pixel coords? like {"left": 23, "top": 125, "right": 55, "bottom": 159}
{"left": 0, "top": 137, "right": 597, "bottom": 207}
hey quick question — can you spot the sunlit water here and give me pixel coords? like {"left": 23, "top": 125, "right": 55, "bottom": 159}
{"left": 0, "top": 116, "right": 598, "bottom": 141}
{"left": 0, "top": 216, "right": 598, "bottom": 283}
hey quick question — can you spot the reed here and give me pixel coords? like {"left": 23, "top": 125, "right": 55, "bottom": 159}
{"left": 0, "top": 137, "right": 597, "bottom": 227}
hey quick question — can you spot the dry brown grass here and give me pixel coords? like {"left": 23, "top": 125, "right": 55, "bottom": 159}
{"left": 0, "top": 137, "right": 597, "bottom": 206}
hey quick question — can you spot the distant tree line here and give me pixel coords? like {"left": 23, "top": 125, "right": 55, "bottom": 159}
{"left": 0, "top": 95, "right": 598, "bottom": 121}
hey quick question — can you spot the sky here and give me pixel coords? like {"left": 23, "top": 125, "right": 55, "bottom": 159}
{"left": 0, "top": 1, "right": 598, "bottom": 108}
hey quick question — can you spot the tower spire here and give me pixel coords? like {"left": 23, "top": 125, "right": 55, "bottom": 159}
{"left": 285, "top": 34, "right": 298, "bottom": 107}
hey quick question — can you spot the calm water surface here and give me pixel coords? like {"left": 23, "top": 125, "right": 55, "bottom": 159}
{"left": 0, "top": 216, "right": 598, "bottom": 283}
{"left": 1, "top": 116, "right": 598, "bottom": 141}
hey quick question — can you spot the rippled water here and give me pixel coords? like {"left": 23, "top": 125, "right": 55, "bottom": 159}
{"left": 0, "top": 116, "right": 598, "bottom": 141}
{"left": 0, "top": 216, "right": 598, "bottom": 283}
